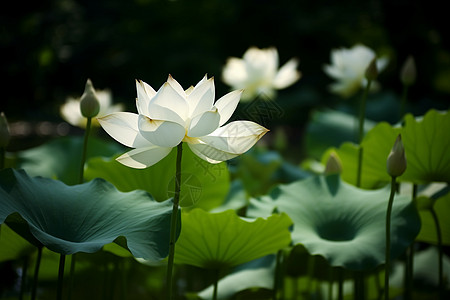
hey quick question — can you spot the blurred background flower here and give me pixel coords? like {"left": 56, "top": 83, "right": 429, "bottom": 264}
{"left": 60, "top": 86, "right": 123, "bottom": 128}
{"left": 323, "top": 44, "right": 389, "bottom": 98}
{"left": 222, "top": 46, "right": 301, "bottom": 101}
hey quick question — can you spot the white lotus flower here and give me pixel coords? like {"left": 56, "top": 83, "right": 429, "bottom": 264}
{"left": 323, "top": 44, "right": 389, "bottom": 98}
{"left": 60, "top": 85, "right": 124, "bottom": 128}
{"left": 222, "top": 47, "right": 301, "bottom": 101}
{"left": 98, "top": 75, "right": 269, "bottom": 169}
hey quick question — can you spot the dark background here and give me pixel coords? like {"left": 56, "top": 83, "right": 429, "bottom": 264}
{"left": 1, "top": 0, "right": 449, "bottom": 142}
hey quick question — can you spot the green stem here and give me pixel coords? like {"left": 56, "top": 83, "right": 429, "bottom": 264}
{"left": 68, "top": 254, "right": 76, "bottom": 300}
{"left": 273, "top": 249, "right": 283, "bottom": 300}
{"left": 385, "top": 176, "right": 396, "bottom": 300}
{"left": 337, "top": 268, "right": 344, "bottom": 300}
{"left": 400, "top": 85, "right": 408, "bottom": 119}
{"left": 166, "top": 143, "right": 183, "bottom": 300}
{"left": 356, "top": 79, "right": 372, "bottom": 187}
{"left": 57, "top": 254, "right": 66, "bottom": 300}
{"left": 19, "top": 256, "right": 29, "bottom": 300}
{"left": 404, "top": 184, "right": 417, "bottom": 299}
{"left": 212, "top": 269, "right": 220, "bottom": 300}
{"left": 354, "top": 271, "right": 366, "bottom": 300}
{"left": 31, "top": 247, "right": 43, "bottom": 300}
{"left": 429, "top": 206, "right": 444, "bottom": 300}
{"left": 79, "top": 117, "right": 92, "bottom": 183}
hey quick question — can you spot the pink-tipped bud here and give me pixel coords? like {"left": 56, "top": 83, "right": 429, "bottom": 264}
{"left": 387, "top": 134, "right": 407, "bottom": 177}
{"left": 80, "top": 79, "right": 100, "bottom": 118}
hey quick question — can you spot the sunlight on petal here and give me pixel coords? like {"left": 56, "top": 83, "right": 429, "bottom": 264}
{"left": 136, "top": 80, "right": 156, "bottom": 116}
{"left": 116, "top": 146, "right": 172, "bottom": 169}
{"left": 187, "top": 142, "right": 238, "bottom": 163}
{"left": 187, "top": 109, "right": 220, "bottom": 137}
{"left": 188, "top": 75, "right": 215, "bottom": 117}
{"left": 273, "top": 58, "right": 301, "bottom": 89}
{"left": 214, "top": 89, "right": 242, "bottom": 126}
{"left": 148, "top": 82, "right": 188, "bottom": 125}
{"left": 98, "top": 112, "right": 151, "bottom": 148}
{"left": 138, "top": 115, "right": 186, "bottom": 147}
{"left": 200, "top": 121, "right": 268, "bottom": 154}
{"left": 167, "top": 74, "right": 186, "bottom": 98}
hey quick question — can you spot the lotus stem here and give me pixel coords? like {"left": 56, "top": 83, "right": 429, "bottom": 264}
{"left": 429, "top": 206, "right": 444, "bottom": 299}
{"left": 400, "top": 85, "right": 408, "bottom": 119}
{"left": 273, "top": 249, "right": 286, "bottom": 300}
{"left": 337, "top": 267, "right": 344, "bottom": 300}
{"left": 166, "top": 143, "right": 183, "bottom": 300}
{"left": 19, "top": 255, "right": 29, "bottom": 300}
{"left": 57, "top": 254, "right": 66, "bottom": 300}
{"left": 356, "top": 78, "right": 372, "bottom": 188}
{"left": 79, "top": 116, "right": 92, "bottom": 183}
{"left": 404, "top": 184, "right": 417, "bottom": 299}
{"left": 212, "top": 269, "right": 220, "bottom": 300}
{"left": 354, "top": 271, "right": 366, "bottom": 300}
{"left": 31, "top": 246, "right": 43, "bottom": 300}
{"left": 385, "top": 176, "right": 396, "bottom": 299}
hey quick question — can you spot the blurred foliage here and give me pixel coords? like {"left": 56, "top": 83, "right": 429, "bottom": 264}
{"left": 2, "top": 0, "right": 449, "bottom": 124}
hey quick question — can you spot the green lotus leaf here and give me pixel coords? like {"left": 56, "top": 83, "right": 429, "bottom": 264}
{"left": 416, "top": 191, "right": 450, "bottom": 245}
{"left": 329, "top": 109, "right": 450, "bottom": 189}
{"left": 0, "top": 168, "right": 176, "bottom": 260}
{"left": 196, "top": 255, "right": 275, "bottom": 299}
{"left": 247, "top": 175, "right": 421, "bottom": 271}
{"left": 174, "top": 209, "right": 292, "bottom": 270}
{"left": 17, "top": 136, "right": 124, "bottom": 185}
{"left": 400, "top": 110, "right": 450, "bottom": 183}
{"left": 0, "top": 223, "right": 36, "bottom": 262}
{"left": 85, "top": 144, "right": 229, "bottom": 210}
{"left": 306, "top": 109, "right": 376, "bottom": 159}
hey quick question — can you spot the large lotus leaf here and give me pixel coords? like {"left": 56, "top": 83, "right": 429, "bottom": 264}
{"left": 400, "top": 110, "right": 450, "bottom": 183}
{"left": 416, "top": 191, "right": 450, "bottom": 245}
{"left": 305, "top": 109, "right": 376, "bottom": 159}
{"left": 329, "top": 110, "right": 450, "bottom": 189}
{"left": 196, "top": 255, "right": 275, "bottom": 300}
{"left": 85, "top": 144, "right": 229, "bottom": 210}
{"left": 0, "top": 168, "right": 176, "bottom": 260}
{"left": 17, "top": 136, "right": 124, "bottom": 185}
{"left": 247, "top": 175, "right": 421, "bottom": 271}
{"left": 174, "top": 209, "right": 292, "bottom": 270}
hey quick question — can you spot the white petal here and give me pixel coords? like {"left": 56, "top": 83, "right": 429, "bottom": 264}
{"left": 187, "top": 109, "right": 220, "bottom": 137}
{"left": 188, "top": 75, "right": 215, "bottom": 117}
{"left": 60, "top": 98, "right": 84, "bottom": 127}
{"left": 273, "top": 58, "right": 301, "bottom": 89}
{"left": 200, "top": 121, "right": 268, "bottom": 154}
{"left": 148, "top": 82, "right": 188, "bottom": 125}
{"left": 116, "top": 146, "right": 172, "bottom": 169}
{"left": 222, "top": 58, "right": 247, "bottom": 87}
{"left": 98, "top": 112, "right": 151, "bottom": 148}
{"left": 187, "top": 141, "right": 238, "bottom": 163}
{"left": 167, "top": 74, "right": 186, "bottom": 98}
{"left": 138, "top": 115, "right": 185, "bottom": 147}
{"left": 136, "top": 80, "right": 156, "bottom": 116}
{"left": 214, "top": 90, "right": 242, "bottom": 126}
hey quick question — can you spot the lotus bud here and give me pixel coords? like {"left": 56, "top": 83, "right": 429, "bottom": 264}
{"left": 324, "top": 152, "right": 342, "bottom": 175}
{"left": 80, "top": 79, "right": 100, "bottom": 118}
{"left": 0, "top": 112, "right": 11, "bottom": 148}
{"left": 400, "top": 55, "right": 416, "bottom": 86}
{"left": 387, "top": 134, "right": 407, "bottom": 177}
{"left": 365, "top": 57, "right": 378, "bottom": 81}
